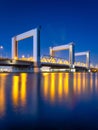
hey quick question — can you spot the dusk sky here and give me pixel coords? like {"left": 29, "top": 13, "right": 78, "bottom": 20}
{"left": 0, "top": 0, "right": 98, "bottom": 65}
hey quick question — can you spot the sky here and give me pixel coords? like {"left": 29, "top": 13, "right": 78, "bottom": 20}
{"left": 0, "top": 0, "right": 98, "bottom": 65}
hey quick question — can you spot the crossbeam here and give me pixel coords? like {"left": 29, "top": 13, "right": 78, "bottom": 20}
{"left": 15, "top": 29, "right": 36, "bottom": 41}
{"left": 75, "top": 51, "right": 90, "bottom": 68}
{"left": 50, "top": 42, "right": 75, "bottom": 66}
{"left": 75, "top": 51, "right": 89, "bottom": 56}
{"left": 51, "top": 43, "right": 72, "bottom": 51}
{"left": 12, "top": 27, "right": 41, "bottom": 72}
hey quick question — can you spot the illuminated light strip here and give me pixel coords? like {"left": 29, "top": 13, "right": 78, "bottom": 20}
{"left": 0, "top": 74, "right": 7, "bottom": 116}
{"left": 82, "top": 73, "right": 86, "bottom": 93}
{"left": 77, "top": 73, "right": 81, "bottom": 95}
{"left": 64, "top": 73, "right": 69, "bottom": 97}
{"left": 58, "top": 73, "right": 63, "bottom": 100}
{"left": 20, "top": 73, "right": 27, "bottom": 106}
{"left": 95, "top": 73, "right": 98, "bottom": 92}
{"left": 12, "top": 76, "right": 19, "bottom": 107}
{"left": 50, "top": 73, "right": 55, "bottom": 102}
{"left": 90, "top": 73, "right": 93, "bottom": 93}
{"left": 73, "top": 73, "right": 77, "bottom": 94}
{"left": 43, "top": 73, "right": 49, "bottom": 100}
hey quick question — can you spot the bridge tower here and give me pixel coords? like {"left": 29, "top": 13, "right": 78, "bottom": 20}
{"left": 12, "top": 27, "right": 40, "bottom": 72}
{"left": 50, "top": 42, "right": 75, "bottom": 68}
{"left": 75, "top": 51, "right": 90, "bottom": 70}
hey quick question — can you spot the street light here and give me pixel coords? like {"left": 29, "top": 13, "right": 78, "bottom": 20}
{"left": 0, "top": 45, "right": 3, "bottom": 58}
{"left": 22, "top": 55, "right": 25, "bottom": 58}
{"left": 0, "top": 46, "right": 3, "bottom": 49}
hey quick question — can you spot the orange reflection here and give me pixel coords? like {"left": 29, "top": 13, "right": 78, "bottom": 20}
{"left": 77, "top": 73, "right": 81, "bottom": 94}
{"left": 82, "top": 73, "right": 86, "bottom": 93}
{"left": 90, "top": 73, "right": 93, "bottom": 92}
{"left": 20, "top": 73, "right": 27, "bottom": 106}
{"left": 43, "top": 73, "right": 49, "bottom": 99}
{"left": 0, "top": 74, "right": 7, "bottom": 116}
{"left": 85, "top": 73, "right": 88, "bottom": 93}
{"left": 12, "top": 76, "right": 19, "bottom": 107}
{"left": 73, "top": 73, "right": 77, "bottom": 94}
{"left": 64, "top": 73, "right": 69, "bottom": 97}
{"left": 50, "top": 73, "right": 55, "bottom": 102}
{"left": 58, "top": 73, "right": 63, "bottom": 100}
{"left": 95, "top": 73, "right": 98, "bottom": 91}
{"left": 42, "top": 72, "right": 98, "bottom": 104}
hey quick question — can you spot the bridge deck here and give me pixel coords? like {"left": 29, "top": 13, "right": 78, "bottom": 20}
{"left": 0, "top": 58, "right": 34, "bottom": 66}
{"left": 0, "top": 58, "right": 88, "bottom": 70}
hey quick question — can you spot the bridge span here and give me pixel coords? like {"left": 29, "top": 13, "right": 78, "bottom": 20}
{"left": 0, "top": 57, "right": 92, "bottom": 72}
{"left": 0, "top": 26, "right": 97, "bottom": 72}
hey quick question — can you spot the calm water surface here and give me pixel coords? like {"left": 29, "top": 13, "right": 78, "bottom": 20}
{"left": 0, "top": 72, "right": 98, "bottom": 130}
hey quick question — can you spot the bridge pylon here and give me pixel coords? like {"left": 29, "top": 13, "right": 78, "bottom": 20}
{"left": 12, "top": 27, "right": 41, "bottom": 72}
{"left": 75, "top": 51, "right": 90, "bottom": 70}
{"left": 49, "top": 42, "right": 75, "bottom": 69}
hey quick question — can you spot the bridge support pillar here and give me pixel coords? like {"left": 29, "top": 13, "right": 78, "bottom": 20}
{"left": 50, "top": 47, "right": 54, "bottom": 57}
{"left": 12, "top": 37, "right": 18, "bottom": 59}
{"left": 33, "top": 28, "right": 40, "bottom": 72}
{"left": 34, "top": 63, "right": 40, "bottom": 72}
{"left": 69, "top": 43, "right": 75, "bottom": 68}
{"left": 12, "top": 27, "right": 41, "bottom": 73}
{"left": 75, "top": 51, "right": 90, "bottom": 71}
{"left": 86, "top": 51, "right": 90, "bottom": 69}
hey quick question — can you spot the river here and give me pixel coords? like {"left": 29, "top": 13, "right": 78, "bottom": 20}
{"left": 0, "top": 72, "right": 98, "bottom": 129}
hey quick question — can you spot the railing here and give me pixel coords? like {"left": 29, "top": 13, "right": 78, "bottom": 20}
{"left": 74, "top": 62, "right": 87, "bottom": 67}
{"left": 0, "top": 55, "right": 96, "bottom": 68}
{"left": 40, "top": 55, "right": 87, "bottom": 67}
{"left": 40, "top": 55, "right": 69, "bottom": 65}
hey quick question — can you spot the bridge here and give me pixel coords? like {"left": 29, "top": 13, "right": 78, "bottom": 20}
{"left": 0, "top": 27, "right": 97, "bottom": 72}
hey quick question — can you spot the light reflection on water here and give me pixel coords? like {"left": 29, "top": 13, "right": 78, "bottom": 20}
{"left": 42, "top": 73, "right": 98, "bottom": 104}
{"left": 0, "top": 72, "right": 98, "bottom": 129}
{"left": 0, "top": 74, "right": 8, "bottom": 117}
{"left": 12, "top": 73, "right": 27, "bottom": 108}
{"left": 12, "top": 76, "right": 19, "bottom": 107}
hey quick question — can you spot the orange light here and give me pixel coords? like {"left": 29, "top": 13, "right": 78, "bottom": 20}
{"left": 90, "top": 73, "right": 93, "bottom": 92}
{"left": 0, "top": 74, "right": 7, "bottom": 116}
{"left": 73, "top": 73, "right": 77, "bottom": 93}
{"left": 64, "top": 73, "right": 69, "bottom": 97}
{"left": 77, "top": 73, "right": 81, "bottom": 95}
{"left": 20, "top": 73, "right": 27, "bottom": 106}
{"left": 43, "top": 73, "right": 49, "bottom": 99}
{"left": 50, "top": 73, "right": 55, "bottom": 102}
{"left": 58, "top": 73, "right": 63, "bottom": 100}
{"left": 12, "top": 76, "right": 19, "bottom": 107}
{"left": 82, "top": 73, "right": 86, "bottom": 93}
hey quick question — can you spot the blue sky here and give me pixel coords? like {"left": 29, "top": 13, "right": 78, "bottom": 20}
{"left": 0, "top": 0, "right": 98, "bottom": 65}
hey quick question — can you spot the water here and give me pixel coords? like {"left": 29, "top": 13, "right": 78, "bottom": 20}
{"left": 0, "top": 72, "right": 98, "bottom": 130}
